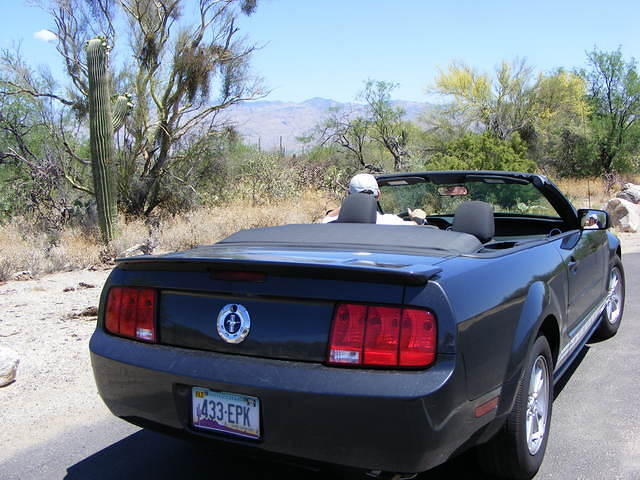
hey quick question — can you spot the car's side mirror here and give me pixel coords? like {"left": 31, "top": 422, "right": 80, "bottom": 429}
{"left": 577, "top": 209, "right": 609, "bottom": 230}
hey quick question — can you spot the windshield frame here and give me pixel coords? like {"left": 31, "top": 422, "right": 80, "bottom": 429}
{"left": 375, "top": 170, "right": 579, "bottom": 229}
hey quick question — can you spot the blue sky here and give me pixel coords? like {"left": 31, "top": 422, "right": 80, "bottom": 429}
{"left": 2, "top": 0, "right": 640, "bottom": 102}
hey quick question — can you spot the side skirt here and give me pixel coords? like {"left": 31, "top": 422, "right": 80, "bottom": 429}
{"left": 553, "top": 298, "right": 606, "bottom": 383}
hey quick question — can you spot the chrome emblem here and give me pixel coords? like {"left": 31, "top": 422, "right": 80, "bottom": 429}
{"left": 217, "top": 304, "right": 251, "bottom": 344}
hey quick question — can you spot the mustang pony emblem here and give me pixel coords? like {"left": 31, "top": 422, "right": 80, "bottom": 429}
{"left": 217, "top": 304, "right": 251, "bottom": 344}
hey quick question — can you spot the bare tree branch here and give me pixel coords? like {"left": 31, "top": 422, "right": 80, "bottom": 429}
{"left": 0, "top": 84, "right": 75, "bottom": 106}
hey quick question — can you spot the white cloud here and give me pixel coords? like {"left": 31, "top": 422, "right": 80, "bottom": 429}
{"left": 34, "top": 30, "right": 57, "bottom": 42}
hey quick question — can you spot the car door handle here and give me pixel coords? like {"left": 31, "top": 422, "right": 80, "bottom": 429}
{"left": 568, "top": 256, "right": 578, "bottom": 273}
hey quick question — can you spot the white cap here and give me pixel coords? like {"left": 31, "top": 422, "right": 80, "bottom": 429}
{"left": 349, "top": 173, "right": 380, "bottom": 196}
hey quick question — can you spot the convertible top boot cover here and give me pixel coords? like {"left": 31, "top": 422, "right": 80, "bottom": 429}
{"left": 218, "top": 223, "right": 482, "bottom": 254}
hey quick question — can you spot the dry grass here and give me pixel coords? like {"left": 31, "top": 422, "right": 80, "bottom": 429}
{"left": 554, "top": 175, "right": 640, "bottom": 209}
{"left": 0, "top": 190, "right": 329, "bottom": 281}
{"left": 156, "top": 190, "right": 326, "bottom": 251}
{"left": 2, "top": 177, "right": 639, "bottom": 282}
{"left": 0, "top": 220, "right": 102, "bottom": 282}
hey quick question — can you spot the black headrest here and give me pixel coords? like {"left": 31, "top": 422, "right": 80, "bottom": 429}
{"left": 451, "top": 201, "right": 494, "bottom": 243}
{"left": 335, "top": 193, "right": 377, "bottom": 223}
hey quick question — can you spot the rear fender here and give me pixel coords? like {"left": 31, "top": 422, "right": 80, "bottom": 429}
{"left": 496, "top": 281, "right": 562, "bottom": 416}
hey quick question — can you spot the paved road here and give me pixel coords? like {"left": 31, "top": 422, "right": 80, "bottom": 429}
{"left": 2, "top": 252, "right": 639, "bottom": 480}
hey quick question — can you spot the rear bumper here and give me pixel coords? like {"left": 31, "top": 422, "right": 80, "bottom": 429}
{"left": 90, "top": 329, "right": 494, "bottom": 473}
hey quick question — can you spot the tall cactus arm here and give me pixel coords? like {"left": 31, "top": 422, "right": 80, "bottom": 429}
{"left": 112, "top": 93, "right": 134, "bottom": 132}
{"left": 86, "top": 36, "right": 118, "bottom": 243}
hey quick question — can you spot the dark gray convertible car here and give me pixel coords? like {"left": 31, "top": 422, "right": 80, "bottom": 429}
{"left": 90, "top": 171, "right": 625, "bottom": 479}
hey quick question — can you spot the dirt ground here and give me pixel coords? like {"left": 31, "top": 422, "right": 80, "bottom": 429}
{"left": 1, "top": 233, "right": 639, "bottom": 461}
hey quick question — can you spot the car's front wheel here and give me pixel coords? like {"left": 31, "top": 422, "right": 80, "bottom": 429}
{"left": 477, "top": 335, "right": 553, "bottom": 479}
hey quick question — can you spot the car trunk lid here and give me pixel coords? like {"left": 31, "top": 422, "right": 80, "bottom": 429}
{"left": 113, "top": 245, "right": 447, "bottom": 363}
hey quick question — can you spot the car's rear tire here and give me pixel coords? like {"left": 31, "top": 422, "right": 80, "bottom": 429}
{"left": 593, "top": 258, "right": 625, "bottom": 341}
{"left": 477, "top": 335, "right": 553, "bottom": 480}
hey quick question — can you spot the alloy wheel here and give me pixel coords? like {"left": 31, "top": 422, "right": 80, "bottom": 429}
{"left": 526, "top": 355, "right": 549, "bottom": 455}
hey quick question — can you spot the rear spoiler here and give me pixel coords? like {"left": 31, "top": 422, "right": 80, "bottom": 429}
{"left": 116, "top": 256, "right": 442, "bottom": 286}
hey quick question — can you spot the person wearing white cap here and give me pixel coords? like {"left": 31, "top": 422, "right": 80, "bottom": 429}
{"left": 321, "top": 173, "right": 427, "bottom": 225}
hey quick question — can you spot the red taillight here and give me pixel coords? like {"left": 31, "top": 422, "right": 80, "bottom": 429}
{"left": 328, "top": 303, "right": 437, "bottom": 368}
{"left": 105, "top": 287, "right": 157, "bottom": 342}
{"left": 399, "top": 309, "right": 436, "bottom": 366}
{"left": 105, "top": 287, "right": 123, "bottom": 334}
{"left": 363, "top": 306, "right": 400, "bottom": 366}
{"left": 328, "top": 304, "right": 366, "bottom": 364}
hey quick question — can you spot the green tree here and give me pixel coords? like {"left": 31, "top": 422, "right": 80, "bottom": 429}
{"left": 580, "top": 47, "right": 640, "bottom": 174}
{"left": 2, "top": 0, "right": 263, "bottom": 217}
{"left": 316, "top": 80, "right": 412, "bottom": 172}
{"left": 429, "top": 60, "right": 592, "bottom": 174}
{"left": 430, "top": 60, "right": 590, "bottom": 143}
{"left": 430, "top": 59, "right": 537, "bottom": 140}
{"left": 531, "top": 69, "right": 592, "bottom": 174}
{"left": 361, "top": 80, "right": 411, "bottom": 171}
{"left": 0, "top": 73, "right": 82, "bottom": 228}
{"left": 426, "top": 132, "right": 535, "bottom": 172}
{"left": 317, "top": 106, "right": 373, "bottom": 170}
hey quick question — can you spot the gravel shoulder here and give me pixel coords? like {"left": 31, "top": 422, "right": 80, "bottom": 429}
{"left": 0, "top": 269, "right": 111, "bottom": 459}
{"left": 1, "top": 233, "right": 639, "bottom": 463}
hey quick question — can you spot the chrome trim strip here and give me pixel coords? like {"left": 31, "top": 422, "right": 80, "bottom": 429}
{"left": 556, "top": 296, "right": 607, "bottom": 369}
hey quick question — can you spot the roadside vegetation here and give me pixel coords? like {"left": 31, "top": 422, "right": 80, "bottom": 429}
{"left": 1, "top": 1, "right": 640, "bottom": 281}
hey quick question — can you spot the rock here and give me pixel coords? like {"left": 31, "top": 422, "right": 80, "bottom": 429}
{"left": 119, "top": 243, "right": 146, "bottom": 257}
{"left": 119, "top": 237, "right": 158, "bottom": 258}
{"left": 606, "top": 198, "right": 640, "bottom": 232}
{"left": 0, "top": 345, "right": 19, "bottom": 387}
{"left": 78, "top": 282, "right": 95, "bottom": 289}
{"left": 66, "top": 305, "right": 99, "bottom": 320}
{"left": 12, "top": 271, "right": 33, "bottom": 281}
{"left": 80, "top": 306, "right": 99, "bottom": 317}
{"left": 616, "top": 183, "right": 640, "bottom": 204}
{"left": 63, "top": 286, "right": 76, "bottom": 292}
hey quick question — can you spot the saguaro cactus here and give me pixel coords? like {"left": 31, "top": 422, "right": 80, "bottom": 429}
{"left": 86, "top": 37, "right": 118, "bottom": 243}
{"left": 112, "top": 93, "right": 133, "bottom": 132}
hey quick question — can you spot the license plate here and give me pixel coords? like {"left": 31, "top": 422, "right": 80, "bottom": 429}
{"left": 192, "top": 387, "right": 261, "bottom": 439}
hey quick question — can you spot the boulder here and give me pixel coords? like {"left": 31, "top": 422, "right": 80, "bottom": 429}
{"left": 0, "top": 345, "right": 19, "bottom": 387}
{"left": 606, "top": 198, "right": 640, "bottom": 232}
{"left": 616, "top": 183, "right": 640, "bottom": 204}
{"left": 118, "top": 237, "right": 157, "bottom": 257}
{"left": 12, "top": 270, "right": 33, "bottom": 281}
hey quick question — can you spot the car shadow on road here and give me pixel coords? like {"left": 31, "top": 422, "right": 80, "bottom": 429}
{"left": 65, "top": 428, "right": 318, "bottom": 480}
{"left": 553, "top": 343, "right": 590, "bottom": 399}
{"left": 65, "top": 428, "right": 496, "bottom": 480}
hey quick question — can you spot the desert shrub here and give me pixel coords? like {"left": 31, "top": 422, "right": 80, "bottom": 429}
{"left": 231, "top": 151, "right": 297, "bottom": 204}
{"left": 288, "top": 146, "right": 360, "bottom": 200}
{"left": 0, "top": 162, "right": 29, "bottom": 222}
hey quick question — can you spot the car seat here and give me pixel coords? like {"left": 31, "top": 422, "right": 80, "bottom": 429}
{"left": 335, "top": 193, "right": 377, "bottom": 223}
{"left": 451, "top": 201, "right": 495, "bottom": 243}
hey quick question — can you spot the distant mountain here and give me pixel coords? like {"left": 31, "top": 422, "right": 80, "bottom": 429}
{"left": 221, "top": 98, "right": 433, "bottom": 152}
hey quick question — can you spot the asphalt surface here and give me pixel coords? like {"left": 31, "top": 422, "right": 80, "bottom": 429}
{"left": 2, "top": 252, "right": 638, "bottom": 480}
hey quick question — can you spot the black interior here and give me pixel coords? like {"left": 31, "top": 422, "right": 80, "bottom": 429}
{"left": 422, "top": 215, "right": 567, "bottom": 237}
